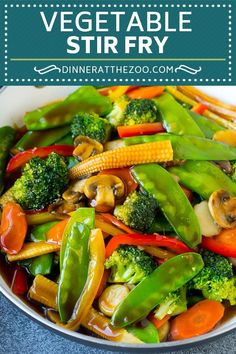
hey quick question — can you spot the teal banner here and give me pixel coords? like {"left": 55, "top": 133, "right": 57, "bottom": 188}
{"left": 0, "top": 0, "right": 235, "bottom": 85}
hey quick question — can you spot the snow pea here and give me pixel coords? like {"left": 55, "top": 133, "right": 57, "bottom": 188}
{"left": 123, "top": 133, "right": 236, "bottom": 161}
{"left": 24, "top": 86, "right": 112, "bottom": 130}
{"left": 58, "top": 222, "right": 90, "bottom": 323}
{"left": 153, "top": 93, "right": 204, "bottom": 137}
{"left": 58, "top": 208, "right": 95, "bottom": 322}
{"left": 30, "top": 222, "right": 58, "bottom": 242}
{"left": 169, "top": 160, "right": 236, "bottom": 200}
{"left": 55, "top": 133, "right": 74, "bottom": 146}
{"left": 0, "top": 126, "right": 16, "bottom": 195}
{"left": 27, "top": 221, "right": 58, "bottom": 276}
{"left": 112, "top": 253, "right": 204, "bottom": 327}
{"left": 14, "top": 126, "right": 71, "bottom": 151}
{"left": 127, "top": 320, "right": 159, "bottom": 343}
{"left": 132, "top": 164, "right": 201, "bottom": 248}
{"left": 188, "top": 111, "right": 225, "bottom": 139}
{"left": 60, "top": 207, "right": 95, "bottom": 270}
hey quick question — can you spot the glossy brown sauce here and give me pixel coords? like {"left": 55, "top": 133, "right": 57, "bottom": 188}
{"left": 1, "top": 250, "right": 236, "bottom": 342}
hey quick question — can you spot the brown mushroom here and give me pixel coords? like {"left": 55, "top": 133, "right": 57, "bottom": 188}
{"left": 48, "top": 199, "right": 85, "bottom": 218}
{"left": 73, "top": 136, "right": 103, "bottom": 161}
{"left": 62, "top": 179, "right": 87, "bottom": 203}
{"left": 83, "top": 175, "right": 125, "bottom": 212}
{"left": 208, "top": 189, "right": 236, "bottom": 228}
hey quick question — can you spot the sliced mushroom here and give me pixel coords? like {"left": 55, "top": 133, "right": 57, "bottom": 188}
{"left": 48, "top": 199, "right": 85, "bottom": 217}
{"left": 83, "top": 175, "right": 125, "bottom": 212}
{"left": 62, "top": 179, "right": 87, "bottom": 203}
{"left": 194, "top": 201, "right": 221, "bottom": 237}
{"left": 208, "top": 189, "right": 236, "bottom": 228}
{"left": 73, "top": 136, "right": 103, "bottom": 161}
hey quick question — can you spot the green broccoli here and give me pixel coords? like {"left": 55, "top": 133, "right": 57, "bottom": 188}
{"left": 106, "top": 95, "right": 130, "bottom": 127}
{"left": 188, "top": 250, "right": 236, "bottom": 305}
{"left": 154, "top": 287, "right": 187, "bottom": 320}
{"left": 114, "top": 191, "right": 157, "bottom": 233}
{"left": 71, "top": 112, "right": 112, "bottom": 143}
{"left": 12, "top": 153, "right": 68, "bottom": 210}
{"left": 105, "top": 245, "right": 156, "bottom": 284}
{"left": 123, "top": 99, "right": 159, "bottom": 126}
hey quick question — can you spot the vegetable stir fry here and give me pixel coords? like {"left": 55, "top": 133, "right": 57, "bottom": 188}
{"left": 1, "top": 85, "right": 236, "bottom": 344}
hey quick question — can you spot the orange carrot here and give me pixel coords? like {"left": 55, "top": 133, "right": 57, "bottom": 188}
{"left": 149, "top": 313, "right": 171, "bottom": 329}
{"left": 170, "top": 300, "right": 224, "bottom": 341}
{"left": 46, "top": 218, "right": 69, "bottom": 245}
{"left": 127, "top": 86, "right": 165, "bottom": 99}
{"left": 99, "top": 86, "right": 118, "bottom": 96}
{"left": 191, "top": 103, "right": 207, "bottom": 115}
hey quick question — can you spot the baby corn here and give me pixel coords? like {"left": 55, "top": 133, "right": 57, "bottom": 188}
{"left": 7, "top": 241, "right": 60, "bottom": 262}
{"left": 69, "top": 140, "right": 173, "bottom": 179}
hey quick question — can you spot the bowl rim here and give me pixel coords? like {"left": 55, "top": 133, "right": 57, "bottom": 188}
{"left": 0, "top": 282, "right": 235, "bottom": 352}
{"left": 0, "top": 85, "right": 236, "bottom": 352}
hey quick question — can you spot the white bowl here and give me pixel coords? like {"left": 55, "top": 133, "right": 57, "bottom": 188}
{"left": 1, "top": 86, "right": 236, "bottom": 352}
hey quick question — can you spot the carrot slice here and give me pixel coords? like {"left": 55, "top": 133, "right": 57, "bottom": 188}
{"left": 127, "top": 86, "right": 165, "bottom": 99}
{"left": 149, "top": 313, "right": 171, "bottom": 329}
{"left": 46, "top": 218, "right": 69, "bottom": 245}
{"left": 191, "top": 104, "right": 207, "bottom": 115}
{"left": 170, "top": 299, "right": 224, "bottom": 341}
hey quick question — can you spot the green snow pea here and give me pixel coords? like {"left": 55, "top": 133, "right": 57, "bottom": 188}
{"left": 123, "top": 133, "right": 236, "bottom": 161}
{"left": 127, "top": 320, "right": 159, "bottom": 343}
{"left": 132, "top": 164, "right": 201, "bottom": 248}
{"left": 24, "top": 86, "right": 112, "bottom": 130}
{"left": 28, "top": 254, "right": 54, "bottom": 276}
{"left": 188, "top": 110, "right": 225, "bottom": 139}
{"left": 169, "top": 160, "right": 236, "bottom": 200}
{"left": 60, "top": 207, "right": 95, "bottom": 271}
{"left": 153, "top": 93, "right": 204, "bottom": 137}
{"left": 112, "top": 253, "right": 204, "bottom": 327}
{"left": 14, "top": 126, "right": 71, "bottom": 151}
{"left": 58, "top": 208, "right": 95, "bottom": 322}
{"left": 55, "top": 133, "right": 74, "bottom": 146}
{"left": 58, "top": 223, "right": 90, "bottom": 323}
{"left": 30, "top": 221, "right": 58, "bottom": 242}
{"left": 0, "top": 126, "right": 16, "bottom": 195}
{"left": 28, "top": 221, "right": 58, "bottom": 276}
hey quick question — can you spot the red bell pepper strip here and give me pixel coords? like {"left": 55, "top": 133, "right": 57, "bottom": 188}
{"left": 105, "top": 234, "right": 193, "bottom": 258}
{"left": 6, "top": 145, "right": 74, "bottom": 173}
{"left": 191, "top": 104, "right": 207, "bottom": 115}
{"left": 202, "top": 228, "right": 236, "bottom": 258}
{"left": 101, "top": 214, "right": 135, "bottom": 235}
{"left": 11, "top": 266, "right": 28, "bottom": 295}
{"left": 0, "top": 202, "right": 27, "bottom": 255}
{"left": 117, "top": 123, "right": 165, "bottom": 138}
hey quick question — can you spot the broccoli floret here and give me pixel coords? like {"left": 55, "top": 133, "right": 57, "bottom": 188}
{"left": 12, "top": 153, "right": 68, "bottom": 210}
{"left": 123, "top": 99, "right": 159, "bottom": 126}
{"left": 71, "top": 112, "right": 112, "bottom": 143}
{"left": 105, "top": 245, "right": 156, "bottom": 284}
{"left": 154, "top": 287, "right": 187, "bottom": 320}
{"left": 114, "top": 191, "right": 157, "bottom": 233}
{"left": 188, "top": 250, "right": 236, "bottom": 305}
{"left": 106, "top": 95, "right": 130, "bottom": 127}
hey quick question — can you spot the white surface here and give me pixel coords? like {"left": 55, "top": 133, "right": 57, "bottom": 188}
{"left": 195, "top": 86, "right": 236, "bottom": 105}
